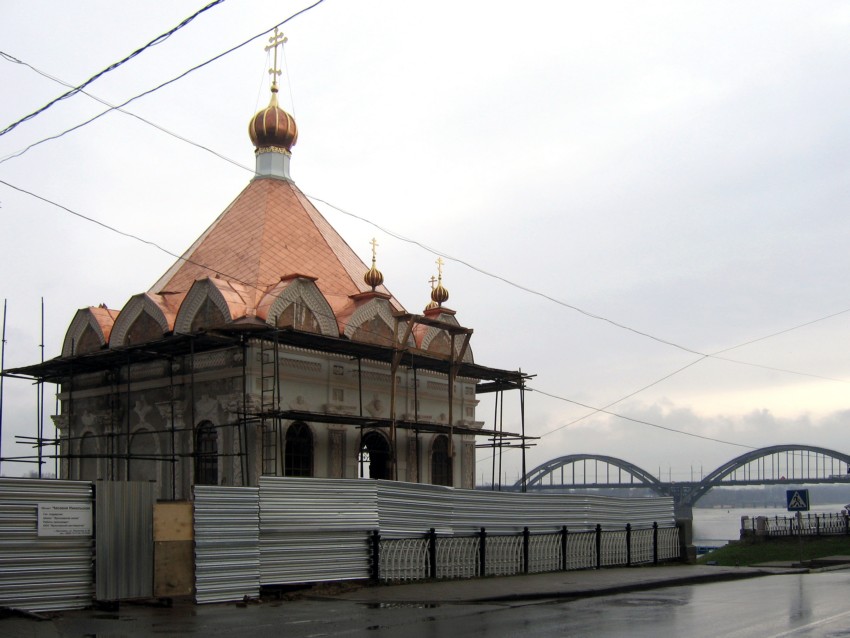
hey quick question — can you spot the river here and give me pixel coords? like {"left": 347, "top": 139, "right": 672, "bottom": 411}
{"left": 692, "top": 503, "right": 847, "bottom": 548}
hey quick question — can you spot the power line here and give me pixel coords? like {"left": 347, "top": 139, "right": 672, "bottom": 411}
{"left": 0, "top": 0, "right": 226, "bottom": 138}
{"left": 529, "top": 385, "right": 756, "bottom": 450}
{"left": 8, "top": 43, "right": 845, "bottom": 388}
{"left": 0, "top": 0, "right": 326, "bottom": 164}
{"left": 0, "top": 52, "right": 254, "bottom": 172}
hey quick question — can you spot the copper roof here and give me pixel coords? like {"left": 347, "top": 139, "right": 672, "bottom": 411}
{"left": 149, "top": 177, "right": 403, "bottom": 321}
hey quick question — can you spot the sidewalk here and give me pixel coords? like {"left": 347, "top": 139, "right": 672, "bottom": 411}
{"left": 320, "top": 563, "right": 807, "bottom": 604}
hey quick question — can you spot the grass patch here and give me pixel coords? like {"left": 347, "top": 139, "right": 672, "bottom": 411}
{"left": 698, "top": 535, "right": 850, "bottom": 566}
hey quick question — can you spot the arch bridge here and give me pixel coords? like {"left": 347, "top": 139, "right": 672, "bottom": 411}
{"left": 519, "top": 445, "right": 850, "bottom": 518}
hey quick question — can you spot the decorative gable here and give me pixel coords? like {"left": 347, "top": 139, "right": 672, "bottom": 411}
{"left": 174, "top": 279, "right": 243, "bottom": 334}
{"left": 259, "top": 277, "right": 338, "bottom": 336}
{"left": 344, "top": 298, "right": 415, "bottom": 348}
{"left": 110, "top": 294, "right": 171, "bottom": 347}
{"left": 62, "top": 307, "right": 116, "bottom": 356}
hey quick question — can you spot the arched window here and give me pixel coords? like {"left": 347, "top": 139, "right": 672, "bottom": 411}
{"left": 359, "top": 431, "right": 391, "bottom": 480}
{"left": 284, "top": 422, "right": 313, "bottom": 477}
{"left": 431, "top": 435, "right": 452, "bottom": 486}
{"left": 195, "top": 421, "right": 218, "bottom": 485}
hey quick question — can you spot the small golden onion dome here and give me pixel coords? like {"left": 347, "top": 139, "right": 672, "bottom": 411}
{"left": 248, "top": 89, "right": 298, "bottom": 153}
{"left": 424, "top": 299, "right": 440, "bottom": 311}
{"left": 364, "top": 263, "right": 384, "bottom": 290}
{"left": 431, "top": 282, "right": 449, "bottom": 306}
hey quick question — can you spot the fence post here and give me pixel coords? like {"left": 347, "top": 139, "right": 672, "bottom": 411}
{"left": 845, "top": 513, "right": 849, "bottom": 536}
{"left": 523, "top": 527, "right": 530, "bottom": 574}
{"left": 428, "top": 527, "right": 437, "bottom": 579}
{"left": 595, "top": 524, "right": 602, "bottom": 569}
{"left": 652, "top": 521, "right": 659, "bottom": 565}
{"left": 478, "top": 527, "right": 486, "bottom": 577}
{"left": 626, "top": 523, "right": 632, "bottom": 567}
{"left": 816, "top": 514, "right": 820, "bottom": 536}
{"left": 370, "top": 529, "right": 381, "bottom": 583}
{"left": 561, "top": 525, "right": 568, "bottom": 571}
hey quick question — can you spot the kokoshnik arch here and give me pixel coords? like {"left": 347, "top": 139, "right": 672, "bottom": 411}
{"left": 5, "top": 32, "right": 531, "bottom": 498}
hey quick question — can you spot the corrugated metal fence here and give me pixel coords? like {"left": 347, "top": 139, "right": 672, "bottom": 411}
{"left": 259, "top": 477, "right": 377, "bottom": 585}
{"left": 95, "top": 481, "right": 155, "bottom": 602}
{"left": 193, "top": 485, "right": 260, "bottom": 604}
{"left": 0, "top": 478, "right": 94, "bottom": 612}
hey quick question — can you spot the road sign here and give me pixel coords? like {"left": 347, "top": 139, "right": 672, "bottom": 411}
{"left": 786, "top": 489, "right": 810, "bottom": 512}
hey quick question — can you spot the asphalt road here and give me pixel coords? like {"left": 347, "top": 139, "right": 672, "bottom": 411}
{"left": 5, "top": 570, "right": 850, "bottom": 637}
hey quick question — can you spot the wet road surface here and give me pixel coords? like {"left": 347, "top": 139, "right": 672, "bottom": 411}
{"left": 5, "top": 571, "right": 850, "bottom": 637}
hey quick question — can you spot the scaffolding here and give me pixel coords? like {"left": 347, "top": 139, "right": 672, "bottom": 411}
{"left": 1, "top": 311, "right": 535, "bottom": 493}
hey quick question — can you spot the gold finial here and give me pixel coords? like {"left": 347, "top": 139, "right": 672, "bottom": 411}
{"left": 266, "top": 27, "right": 287, "bottom": 93}
{"left": 364, "top": 237, "right": 384, "bottom": 291}
{"left": 430, "top": 258, "right": 449, "bottom": 308}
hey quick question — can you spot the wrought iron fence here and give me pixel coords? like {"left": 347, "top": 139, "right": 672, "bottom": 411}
{"left": 758, "top": 513, "right": 850, "bottom": 537}
{"left": 375, "top": 522, "right": 681, "bottom": 583}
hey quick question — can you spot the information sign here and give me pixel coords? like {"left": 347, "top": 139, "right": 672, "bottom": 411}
{"left": 37, "top": 502, "right": 93, "bottom": 537}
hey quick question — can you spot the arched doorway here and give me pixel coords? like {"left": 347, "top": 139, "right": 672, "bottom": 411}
{"left": 431, "top": 435, "right": 452, "bottom": 486}
{"left": 359, "top": 431, "right": 391, "bottom": 479}
{"left": 194, "top": 421, "right": 218, "bottom": 485}
{"left": 284, "top": 422, "right": 313, "bottom": 477}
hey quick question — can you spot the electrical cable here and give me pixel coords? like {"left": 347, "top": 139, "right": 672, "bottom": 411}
{"left": 0, "top": 0, "right": 226, "bottom": 138}
{"left": 4, "top": 175, "right": 848, "bottom": 461}
{"left": 0, "top": 51, "right": 254, "bottom": 172}
{"left": 529, "top": 385, "right": 756, "bottom": 449}
{"left": 7, "top": 47, "right": 845, "bottom": 389}
{"left": 0, "top": 0, "right": 326, "bottom": 164}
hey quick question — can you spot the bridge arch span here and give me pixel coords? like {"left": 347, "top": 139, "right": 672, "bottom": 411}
{"left": 520, "top": 454, "right": 666, "bottom": 494}
{"left": 684, "top": 444, "right": 850, "bottom": 507}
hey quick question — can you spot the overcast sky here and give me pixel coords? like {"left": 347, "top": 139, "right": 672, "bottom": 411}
{"left": 1, "top": 1, "right": 849, "bottom": 484}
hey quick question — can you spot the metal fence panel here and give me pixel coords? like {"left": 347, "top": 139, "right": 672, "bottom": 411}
{"left": 631, "top": 527, "right": 655, "bottom": 564}
{"left": 528, "top": 533, "right": 561, "bottom": 573}
{"left": 376, "top": 480, "right": 454, "bottom": 538}
{"left": 95, "top": 481, "right": 155, "bottom": 601}
{"left": 437, "top": 536, "right": 480, "bottom": 579}
{"left": 0, "top": 478, "right": 93, "bottom": 612}
{"left": 259, "top": 477, "right": 376, "bottom": 585}
{"left": 380, "top": 538, "right": 429, "bottom": 581}
{"left": 450, "top": 490, "right": 674, "bottom": 534}
{"left": 193, "top": 485, "right": 260, "bottom": 604}
{"left": 658, "top": 526, "right": 681, "bottom": 560}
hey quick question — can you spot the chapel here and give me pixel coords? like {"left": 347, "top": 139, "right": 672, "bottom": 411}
{"left": 10, "top": 34, "right": 528, "bottom": 499}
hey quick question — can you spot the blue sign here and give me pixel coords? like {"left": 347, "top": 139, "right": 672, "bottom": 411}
{"left": 786, "top": 489, "right": 810, "bottom": 512}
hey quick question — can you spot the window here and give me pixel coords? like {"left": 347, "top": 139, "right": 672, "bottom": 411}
{"left": 359, "top": 431, "right": 391, "bottom": 479}
{"left": 431, "top": 435, "right": 452, "bottom": 486}
{"left": 284, "top": 422, "right": 313, "bottom": 477}
{"left": 194, "top": 421, "right": 218, "bottom": 485}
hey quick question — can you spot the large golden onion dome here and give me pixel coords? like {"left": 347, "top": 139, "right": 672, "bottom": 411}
{"left": 248, "top": 87, "right": 298, "bottom": 154}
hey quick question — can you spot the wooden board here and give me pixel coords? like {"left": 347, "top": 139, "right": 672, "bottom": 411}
{"left": 154, "top": 540, "right": 194, "bottom": 598}
{"left": 153, "top": 502, "right": 193, "bottom": 541}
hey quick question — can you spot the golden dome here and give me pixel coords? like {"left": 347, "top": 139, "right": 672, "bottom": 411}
{"left": 364, "top": 264, "right": 384, "bottom": 290}
{"left": 431, "top": 281, "right": 449, "bottom": 306}
{"left": 249, "top": 89, "right": 298, "bottom": 153}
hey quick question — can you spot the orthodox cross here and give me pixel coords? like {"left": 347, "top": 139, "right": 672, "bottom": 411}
{"left": 266, "top": 27, "right": 287, "bottom": 90}
{"left": 370, "top": 237, "right": 379, "bottom": 265}
{"left": 428, "top": 275, "right": 437, "bottom": 291}
{"left": 435, "top": 257, "right": 445, "bottom": 283}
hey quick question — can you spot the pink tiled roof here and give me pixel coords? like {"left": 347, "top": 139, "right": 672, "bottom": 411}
{"left": 149, "top": 177, "right": 404, "bottom": 323}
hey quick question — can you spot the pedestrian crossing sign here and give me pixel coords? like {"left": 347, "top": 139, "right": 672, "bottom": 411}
{"left": 786, "top": 489, "right": 810, "bottom": 512}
